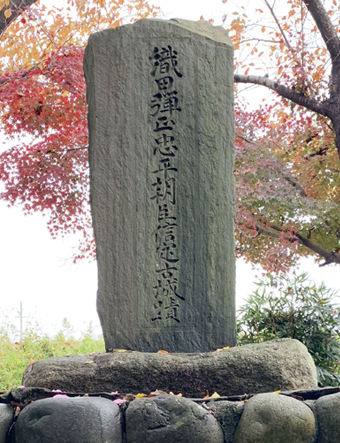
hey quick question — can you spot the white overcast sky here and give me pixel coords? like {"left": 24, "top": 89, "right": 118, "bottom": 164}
{"left": 0, "top": 0, "right": 339, "bottom": 338}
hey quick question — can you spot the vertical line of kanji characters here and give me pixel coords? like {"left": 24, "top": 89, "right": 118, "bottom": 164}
{"left": 149, "top": 45, "right": 185, "bottom": 325}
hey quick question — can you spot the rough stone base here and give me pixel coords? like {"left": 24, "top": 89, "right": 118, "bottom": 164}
{"left": 21, "top": 339, "right": 317, "bottom": 397}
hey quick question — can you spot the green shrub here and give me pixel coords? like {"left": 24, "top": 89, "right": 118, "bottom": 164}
{"left": 0, "top": 318, "right": 105, "bottom": 391}
{"left": 237, "top": 272, "right": 340, "bottom": 386}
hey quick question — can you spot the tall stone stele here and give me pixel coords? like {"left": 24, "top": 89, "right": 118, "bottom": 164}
{"left": 84, "top": 19, "right": 235, "bottom": 353}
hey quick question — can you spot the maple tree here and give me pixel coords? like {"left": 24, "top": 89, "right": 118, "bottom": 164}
{"left": 226, "top": 0, "right": 340, "bottom": 272}
{"left": 0, "top": 0, "right": 339, "bottom": 273}
{"left": 0, "top": 0, "right": 158, "bottom": 261}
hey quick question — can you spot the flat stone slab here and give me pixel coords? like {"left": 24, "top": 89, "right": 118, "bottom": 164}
{"left": 22, "top": 339, "right": 317, "bottom": 398}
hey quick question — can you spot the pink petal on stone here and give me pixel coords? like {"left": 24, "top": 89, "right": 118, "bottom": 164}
{"left": 18, "top": 386, "right": 25, "bottom": 389}
{"left": 113, "top": 398, "right": 126, "bottom": 405}
{"left": 53, "top": 394, "right": 69, "bottom": 398}
{"left": 51, "top": 389, "right": 62, "bottom": 393}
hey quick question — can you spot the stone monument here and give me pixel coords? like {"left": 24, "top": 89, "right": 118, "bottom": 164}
{"left": 84, "top": 18, "right": 235, "bottom": 353}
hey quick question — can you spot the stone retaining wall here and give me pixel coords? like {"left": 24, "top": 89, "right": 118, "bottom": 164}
{"left": 1, "top": 387, "right": 340, "bottom": 442}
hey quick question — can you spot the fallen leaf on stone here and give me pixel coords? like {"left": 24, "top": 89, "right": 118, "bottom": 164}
{"left": 27, "top": 358, "right": 35, "bottom": 373}
{"left": 148, "top": 390, "right": 168, "bottom": 396}
{"left": 216, "top": 346, "right": 230, "bottom": 352}
{"left": 157, "top": 350, "right": 168, "bottom": 354}
{"left": 135, "top": 393, "right": 146, "bottom": 399}
{"left": 210, "top": 392, "right": 221, "bottom": 399}
{"left": 273, "top": 390, "right": 281, "bottom": 394}
{"left": 85, "top": 360, "right": 94, "bottom": 364}
{"left": 114, "top": 349, "right": 127, "bottom": 353}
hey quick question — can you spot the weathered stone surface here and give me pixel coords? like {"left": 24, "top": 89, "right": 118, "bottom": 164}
{"left": 315, "top": 392, "right": 340, "bottom": 442}
{"left": 279, "top": 386, "right": 340, "bottom": 400}
{"left": 0, "top": 404, "right": 13, "bottom": 443}
{"left": 126, "top": 394, "right": 223, "bottom": 443}
{"left": 234, "top": 393, "right": 316, "bottom": 443}
{"left": 84, "top": 18, "right": 235, "bottom": 353}
{"left": 22, "top": 339, "right": 318, "bottom": 397}
{"left": 208, "top": 400, "right": 244, "bottom": 443}
{"left": 14, "top": 397, "right": 122, "bottom": 443}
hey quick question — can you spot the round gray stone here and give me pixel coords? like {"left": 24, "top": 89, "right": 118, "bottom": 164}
{"left": 316, "top": 392, "right": 340, "bottom": 442}
{"left": 0, "top": 404, "right": 13, "bottom": 443}
{"left": 234, "top": 393, "right": 316, "bottom": 443}
{"left": 14, "top": 397, "right": 122, "bottom": 443}
{"left": 208, "top": 400, "right": 244, "bottom": 443}
{"left": 126, "top": 394, "right": 223, "bottom": 443}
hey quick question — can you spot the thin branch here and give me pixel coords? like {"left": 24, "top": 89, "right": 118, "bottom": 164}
{"left": 234, "top": 74, "right": 329, "bottom": 116}
{"left": 263, "top": 0, "right": 296, "bottom": 57}
{"left": 235, "top": 132, "right": 256, "bottom": 145}
{"left": 255, "top": 223, "right": 340, "bottom": 266}
{"left": 236, "top": 225, "right": 260, "bottom": 239}
{"left": 303, "top": 0, "right": 340, "bottom": 62}
{"left": 240, "top": 38, "right": 282, "bottom": 44}
{"left": 303, "top": 145, "right": 329, "bottom": 160}
{"left": 0, "top": 0, "right": 38, "bottom": 36}
{"left": 295, "top": 231, "right": 340, "bottom": 265}
{"left": 279, "top": 173, "right": 308, "bottom": 198}
{"left": 255, "top": 224, "right": 282, "bottom": 240}
{"left": 0, "top": 63, "right": 41, "bottom": 86}
{"left": 234, "top": 83, "right": 261, "bottom": 97}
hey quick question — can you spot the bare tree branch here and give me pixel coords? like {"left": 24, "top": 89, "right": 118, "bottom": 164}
{"left": 240, "top": 38, "right": 282, "bottom": 44}
{"left": 235, "top": 132, "right": 256, "bottom": 145}
{"left": 254, "top": 223, "right": 340, "bottom": 266}
{"left": 303, "top": 0, "right": 340, "bottom": 62}
{"left": 234, "top": 74, "right": 329, "bottom": 116}
{"left": 279, "top": 174, "right": 308, "bottom": 198}
{"left": 295, "top": 231, "right": 340, "bottom": 265}
{"left": 303, "top": 145, "right": 329, "bottom": 160}
{"left": 263, "top": 0, "right": 296, "bottom": 57}
{"left": 0, "top": 0, "right": 38, "bottom": 36}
